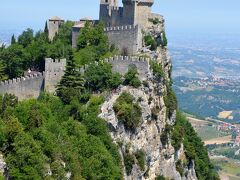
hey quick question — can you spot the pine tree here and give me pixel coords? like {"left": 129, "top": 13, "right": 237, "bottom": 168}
{"left": 0, "top": 61, "right": 7, "bottom": 81}
{"left": 44, "top": 21, "right": 48, "bottom": 35}
{"left": 11, "top": 34, "right": 16, "bottom": 45}
{"left": 161, "top": 31, "right": 168, "bottom": 47}
{"left": 57, "top": 50, "right": 85, "bottom": 103}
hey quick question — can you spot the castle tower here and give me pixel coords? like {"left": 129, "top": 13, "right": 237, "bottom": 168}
{"left": 122, "top": 0, "right": 154, "bottom": 26}
{"left": 44, "top": 58, "right": 66, "bottom": 93}
{"left": 100, "top": 0, "right": 118, "bottom": 7}
{"left": 48, "top": 16, "right": 64, "bottom": 41}
{"left": 100, "top": 0, "right": 120, "bottom": 26}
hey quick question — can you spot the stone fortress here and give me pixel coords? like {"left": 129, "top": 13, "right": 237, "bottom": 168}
{"left": 0, "top": 0, "right": 167, "bottom": 100}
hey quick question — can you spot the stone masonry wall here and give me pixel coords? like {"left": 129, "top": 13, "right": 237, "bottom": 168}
{"left": 44, "top": 58, "right": 66, "bottom": 93}
{"left": 104, "top": 25, "right": 142, "bottom": 54}
{"left": 0, "top": 73, "right": 44, "bottom": 100}
{"left": 104, "top": 56, "right": 150, "bottom": 81}
{"left": 0, "top": 56, "right": 150, "bottom": 100}
{"left": 0, "top": 58, "right": 66, "bottom": 100}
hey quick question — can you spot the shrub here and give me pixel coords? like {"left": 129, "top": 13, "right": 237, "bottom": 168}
{"left": 164, "top": 84, "right": 177, "bottom": 118}
{"left": 124, "top": 152, "right": 135, "bottom": 175}
{"left": 84, "top": 62, "right": 122, "bottom": 91}
{"left": 161, "top": 31, "right": 168, "bottom": 47}
{"left": 148, "top": 18, "right": 161, "bottom": 25}
{"left": 172, "top": 112, "right": 220, "bottom": 180}
{"left": 135, "top": 150, "right": 145, "bottom": 171}
{"left": 176, "top": 160, "right": 184, "bottom": 176}
{"left": 144, "top": 35, "right": 157, "bottom": 51}
{"left": 150, "top": 61, "right": 165, "bottom": 78}
{"left": 160, "top": 124, "right": 172, "bottom": 147}
{"left": 113, "top": 92, "right": 142, "bottom": 130}
{"left": 124, "top": 67, "right": 141, "bottom": 88}
{"left": 155, "top": 175, "right": 166, "bottom": 180}
{"left": 151, "top": 106, "right": 160, "bottom": 120}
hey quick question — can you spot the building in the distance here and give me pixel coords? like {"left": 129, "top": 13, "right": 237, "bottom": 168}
{"left": 48, "top": 16, "right": 64, "bottom": 41}
{"left": 72, "top": 18, "right": 96, "bottom": 48}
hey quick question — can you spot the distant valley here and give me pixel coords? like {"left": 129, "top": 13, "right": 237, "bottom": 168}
{"left": 170, "top": 34, "right": 240, "bottom": 123}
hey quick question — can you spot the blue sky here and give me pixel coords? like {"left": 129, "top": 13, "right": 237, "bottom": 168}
{"left": 0, "top": 0, "right": 240, "bottom": 34}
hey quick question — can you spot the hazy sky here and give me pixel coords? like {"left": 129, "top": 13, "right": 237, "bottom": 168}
{"left": 0, "top": 0, "right": 240, "bottom": 34}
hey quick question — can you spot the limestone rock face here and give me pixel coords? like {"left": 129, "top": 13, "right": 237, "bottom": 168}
{"left": 99, "top": 42, "right": 197, "bottom": 179}
{"left": 99, "top": 84, "right": 197, "bottom": 179}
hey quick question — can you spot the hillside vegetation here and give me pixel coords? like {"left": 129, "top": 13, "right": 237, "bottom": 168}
{"left": 0, "top": 21, "right": 219, "bottom": 179}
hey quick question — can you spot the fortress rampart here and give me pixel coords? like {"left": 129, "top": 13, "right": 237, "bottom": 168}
{"left": 105, "top": 56, "right": 150, "bottom": 81}
{"left": 0, "top": 73, "right": 45, "bottom": 100}
{"left": 104, "top": 25, "right": 142, "bottom": 54}
{"left": 44, "top": 58, "right": 66, "bottom": 93}
{"left": 0, "top": 55, "right": 151, "bottom": 100}
{"left": 0, "top": 58, "right": 66, "bottom": 100}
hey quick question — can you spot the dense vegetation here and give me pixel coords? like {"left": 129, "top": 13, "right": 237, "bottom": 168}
{"left": 171, "top": 112, "right": 219, "bottom": 180}
{"left": 123, "top": 66, "right": 141, "bottom": 88}
{"left": 0, "top": 19, "right": 219, "bottom": 180}
{"left": 0, "top": 93, "right": 122, "bottom": 179}
{"left": 113, "top": 92, "right": 142, "bottom": 131}
{"left": 0, "top": 22, "right": 74, "bottom": 80}
{"left": 0, "top": 21, "right": 116, "bottom": 81}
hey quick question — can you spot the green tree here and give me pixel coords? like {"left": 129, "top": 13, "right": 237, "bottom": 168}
{"left": 18, "top": 28, "right": 34, "bottom": 48}
{"left": 44, "top": 21, "right": 48, "bottom": 35}
{"left": 57, "top": 52, "right": 85, "bottom": 103}
{"left": 4, "top": 116, "right": 23, "bottom": 145}
{"left": 164, "top": 84, "right": 177, "bottom": 118}
{"left": 51, "top": 161, "right": 65, "bottom": 179}
{"left": 0, "top": 44, "right": 27, "bottom": 78}
{"left": 161, "top": 31, "right": 168, "bottom": 47}
{"left": 0, "top": 61, "right": 7, "bottom": 81}
{"left": 144, "top": 35, "right": 157, "bottom": 51}
{"left": 124, "top": 67, "right": 141, "bottom": 88}
{"left": 1, "top": 93, "right": 18, "bottom": 115}
{"left": 11, "top": 35, "right": 16, "bottom": 45}
{"left": 27, "top": 104, "right": 44, "bottom": 130}
{"left": 113, "top": 92, "right": 142, "bottom": 130}
{"left": 6, "top": 132, "right": 46, "bottom": 179}
{"left": 77, "top": 22, "right": 110, "bottom": 61}
{"left": 84, "top": 62, "right": 121, "bottom": 92}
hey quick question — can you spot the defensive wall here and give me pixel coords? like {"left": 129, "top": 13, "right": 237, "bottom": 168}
{"left": 0, "top": 73, "right": 44, "bottom": 100}
{"left": 104, "top": 56, "right": 150, "bottom": 81}
{"left": 0, "top": 56, "right": 151, "bottom": 100}
{"left": 104, "top": 25, "right": 142, "bottom": 54}
{"left": 44, "top": 58, "right": 66, "bottom": 93}
{"left": 0, "top": 58, "right": 66, "bottom": 100}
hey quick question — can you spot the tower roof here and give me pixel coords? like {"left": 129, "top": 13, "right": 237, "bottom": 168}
{"left": 49, "top": 16, "right": 64, "bottom": 21}
{"left": 122, "top": 0, "right": 154, "bottom": 5}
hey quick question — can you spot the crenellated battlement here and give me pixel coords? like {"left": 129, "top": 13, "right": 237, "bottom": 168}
{"left": 104, "top": 55, "right": 150, "bottom": 62}
{"left": 45, "top": 58, "right": 66, "bottom": 72}
{"left": 0, "top": 72, "right": 45, "bottom": 100}
{"left": 105, "top": 25, "right": 142, "bottom": 54}
{"left": 0, "top": 58, "right": 66, "bottom": 100}
{"left": 105, "top": 56, "right": 151, "bottom": 81}
{"left": 0, "top": 72, "right": 45, "bottom": 86}
{"left": 104, "top": 25, "right": 137, "bottom": 32}
{"left": 0, "top": 55, "right": 152, "bottom": 100}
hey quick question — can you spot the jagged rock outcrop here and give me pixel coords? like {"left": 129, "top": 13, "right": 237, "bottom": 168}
{"left": 99, "top": 63, "right": 197, "bottom": 180}
{"left": 99, "top": 21, "right": 197, "bottom": 178}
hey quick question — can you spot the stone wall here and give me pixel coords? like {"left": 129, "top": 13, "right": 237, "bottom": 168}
{"left": 48, "top": 20, "right": 63, "bottom": 41}
{"left": 0, "top": 58, "right": 66, "bottom": 100}
{"left": 72, "top": 27, "right": 80, "bottom": 48}
{"left": 100, "top": 5, "right": 124, "bottom": 27}
{"left": 44, "top": 58, "right": 66, "bottom": 93}
{"left": 104, "top": 25, "right": 142, "bottom": 54}
{"left": 0, "top": 73, "right": 44, "bottom": 100}
{"left": 104, "top": 56, "right": 150, "bottom": 81}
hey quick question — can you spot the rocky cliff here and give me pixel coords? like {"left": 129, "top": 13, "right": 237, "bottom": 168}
{"left": 99, "top": 19, "right": 198, "bottom": 179}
